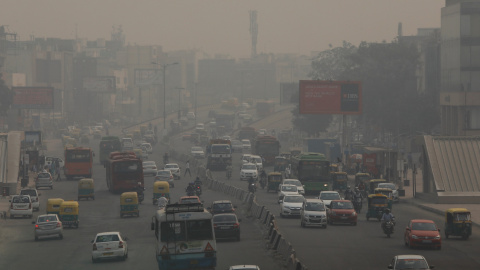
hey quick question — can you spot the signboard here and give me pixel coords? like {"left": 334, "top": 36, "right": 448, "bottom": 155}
{"left": 24, "top": 131, "right": 42, "bottom": 146}
{"left": 299, "top": 80, "right": 362, "bottom": 115}
{"left": 134, "top": 69, "right": 161, "bottom": 86}
{"left": 12, "top": 87, "right": 54, "bottom": 109}
{"left": 83, "top": 76, "right": 116, "bottom": 93}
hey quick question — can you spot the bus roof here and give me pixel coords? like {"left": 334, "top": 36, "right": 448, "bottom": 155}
{"left": 155, "top": 203, "right": 212, "bottom": 221}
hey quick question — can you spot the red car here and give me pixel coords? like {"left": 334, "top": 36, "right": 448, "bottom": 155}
{"left": 404, "top": 219, "right": 442, "bottom": 250}
{"left": 327, "top": 200, "right": 357, "bottom": 226}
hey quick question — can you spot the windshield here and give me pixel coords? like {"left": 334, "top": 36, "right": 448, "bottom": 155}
{"left": 330, "top": 201, "right": 354, "bottom": 209}
{"left": 395, "top": 259, "right": 428, "bottom": 269}
{"left": 213, "top": 203, "right": 233, "bottom": 211}
{"left": 211, "top": 145, "right": 231, "bottom": 154}
{"left": 379, "top": 183, "right": 396, "bottom": 190}
{"left": 213, "top": 215, "right": 237, "bottom": 223}
{"left": 320, "top": 193, "right": 340, "bottom": 200}
{"left": 299, "top": 161, "right": 330, "bottom": 180}
{"left": 37, "top": 173, "right": 51, "bottom": 178}
{"left": 285, "top": 180, "right": 301, "bottom": 186}
{"left": 20, "top": 190, "right": 37, "bottom": 196}
{"left": 284, "top": 196, "right": 304, "bottom": 203}
{"left": 65, "top": 150, "right": 91, "bottom": 162}
{"left": 242, "top": 164, "right": 257, "bottom": 170}
{"left": 305, "top": 202, "right": 325, "bottom": 211}
{"left": 411, "top": 222, "right": 437, "bottom": 231}
{"left": 242, "top": 140, "right": 250, "bottom": 145}
{"left": 143, "top": 161, "right": 155, "bottom": 166}
{"left": 113, "top": 161, "right": 141, "bottom": 173}
{"left": 282, "top": 185, "right": 297, "bottom": 192}
{"left": 161, "top": 220, "right": 213, "bottom": 242}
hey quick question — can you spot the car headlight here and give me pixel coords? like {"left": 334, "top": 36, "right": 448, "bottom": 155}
{"left": 411, "top": 235, "right": 418, "bottom": 239}
{"left": 351, "top": 212, "right": 357, "bottom": 216}
{"left": 434, "top": 235, "right": 441, "bottom": 239}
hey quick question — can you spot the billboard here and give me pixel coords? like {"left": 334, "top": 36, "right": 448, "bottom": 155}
{"left": 83, "top": 76, "right": 116, "bottom": 93}
{"left": 24, "top": 131, "right": 42, "bottom": 146}
{"left": 299, "top": 80, "right": 362, "bottom": 115}
{"left": 12, "top": 87, "right": 54, "bottom": 109}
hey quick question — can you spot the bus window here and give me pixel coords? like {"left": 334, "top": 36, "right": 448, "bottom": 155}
{"left": 66, "top": 151, "right": 91, "bottom": 162}
{"left": 187, "top": 220, "right": 213, "bottom": 241}
{"left": 161, "top": 221, "right": 186, "bottom": 242}
{"left": 113, "top": 162, "right": 139, "bottom": 173}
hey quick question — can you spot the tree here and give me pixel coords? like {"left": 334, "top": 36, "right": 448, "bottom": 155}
{"left": 0, "top": 73, "right": 14, "bottom": 116}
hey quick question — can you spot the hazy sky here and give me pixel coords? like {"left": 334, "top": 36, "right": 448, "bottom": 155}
{"left": 2, "top": 0, "right": 444, "bottom": 58}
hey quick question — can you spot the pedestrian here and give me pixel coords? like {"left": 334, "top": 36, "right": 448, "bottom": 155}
{"left": 56, "top": 169, "right": 62, "bottom": 181}
{"left": 184, "top": 160, "right": 191, "bottom": 177}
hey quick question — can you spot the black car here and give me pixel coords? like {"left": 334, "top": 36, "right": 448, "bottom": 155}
{"left": 209, "top": 200, "right": 236, "bottom": 215}
{"left": 213, "top": 213, "right": 241, "bottom": 241}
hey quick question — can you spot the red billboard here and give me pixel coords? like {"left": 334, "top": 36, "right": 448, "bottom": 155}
{"left": 12, "top": 87, "right": 54, "bottom": 109}
{"left": 299, "top": 80, "right": 362, "bottom": 115}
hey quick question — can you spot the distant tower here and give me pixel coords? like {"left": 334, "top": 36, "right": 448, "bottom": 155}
{"left": 249, "top": 10, "right": 258, "bottom": 59}
{"left": 398, "top": 22, "right": 403, "bottom": 37}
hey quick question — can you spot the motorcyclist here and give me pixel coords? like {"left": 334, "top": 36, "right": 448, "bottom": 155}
{"left": 186, "top": 182, "right": 195, "bottom": 196}
{"left": 344, "top": 186, "right": 354, "bottom": 201}
{"left": 194, "top": 177, "right": 202, "bottom": 194}
{"left": 157, "top": 196, "right": 169, "bottom": 209}
{"left": 381, "top": 208, "right": 395, "bottom": 232}
{"left": 259, "top": 169, "right": 267, "bottom": 188}
{"left": 247, "top": 176, "right": 256, "bottom": 193}
{"left": 353, "top": 187, "right": 363, "bottom": 212}
{"left": 136, "top": 182, "right": 145, "bottom": 203}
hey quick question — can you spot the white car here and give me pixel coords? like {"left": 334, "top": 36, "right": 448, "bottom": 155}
{"left": 91, "top": 232, "right": 128, "bottom": 263}
{"left": 278, "top": 184, "right": 299, "bottom": 203}
{"left": 300, "top": 198, "right": 327, "bottom": 228}
{"left": 191, "top": 146, "right": 205, "bottom": 159}
{"left": 388, "top": 255, "right": 432, "bottom": 270}
{"left": 35, "top": 171, "right": 53, "bottom": 190}
{"left": 377, "top": 182, "right": 399, "bottom": 202}
{"left": 142, "top": 161, "right": 158, "bottom": 176}
{"left": 241, "top": 154, "right": 252, "bottom": 163}
{"left": 250, "top": 155, "right": 263, "bottom": 170}
{"left": 141, "top": 142, "right": 153, "bottom": 154}
{"left": 9, "top": 195, "right": 33, "bottom": 219}
{"left": 196, "top": 123, "right": 205, "bottom": 130}
{"left": 280, "top": 179, "right": 305, "bottom": 195}
{"left": 240, "top": 163, "right": 258, "bottom": 181}
{"left": 241, "top": 139, "right": 251, "bottom": 150}
{"left": 164, "top": 163, "right": 181, "bottom": 180}
{"left": 279, "top": 194, "right": 305, "bottom": 218}
{"left": 222, "top": 135, "right": 231, "bottom": 141}
{"left": 318, "top": 191, "right": 342, "bottom": 208}
{"left": 20, "top": 188, "right": 40, "bottom": 211}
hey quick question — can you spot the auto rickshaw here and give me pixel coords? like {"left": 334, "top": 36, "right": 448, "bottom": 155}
{"left": 153, "top": 181, "right": 170, "bottom": 204}
{"left": 331, "top": 172, "right": 348, "bottom": 191}
{"left": 78, "top": 178, "right": 95, "bottom": 200}
{"left": 366, "top": 194, "right": 389, "bottom": 221}
{"left": 59, "top": 201, "right": 79, "bottom": 228}
{"left": 445, "top": 208, "right": 472, "bottom": 239}
{"left": 355, "top": 172, "right": 371, "bottom": 187}
{"left": 46, "top": 198, "right": 64, "bottom": 215}
{"left": 266, "top": 172, "right": 283, "bottom": 192}
{"left": 367, "top": 179, "right": 387, "bottom": 194}
{"left": 120, "top": 192, "right": 139, "bottom": 218}
{"left": 274, "top": 156, "right": 288, "bottom": 172}
{"left": 290, "top": 148, "right": 301, "bottom": 157}
{"left": 374, "top": 187, "right": 393, "bottom": 209}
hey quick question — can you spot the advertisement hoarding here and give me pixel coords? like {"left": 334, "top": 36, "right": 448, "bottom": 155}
{"left": 24, "top": 131, "right": 42, "bottom": 146}
{"left": 12, "top": 87, "right": 54, "bottom": 109}
{"left": 83, "top": 76, "right": 116, "bottom": 93}
{"left": 299, "top": 80, "right": 362, "bottom": 115}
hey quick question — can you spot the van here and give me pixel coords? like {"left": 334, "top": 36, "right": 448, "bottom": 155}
{"left": 9, "top": 195, "right": 33, "bottom": 219}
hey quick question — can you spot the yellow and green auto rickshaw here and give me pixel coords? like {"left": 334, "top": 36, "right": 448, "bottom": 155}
{"left": 366, "top": 194, "right": 389, "bottom": 221}
{"left": 445, "top": 208, "right": 472, "bottom": 239}
{"left": 46, "top": 198, "right": 64, "bottom": 215}
{"left": 274, "top": 156, "right": 288, "bottom": 172}
{"left": 355, "top": 172, "right": 371, "bottom": 187}
{"left": 152, "top": 181, "right": 170, "bottom": 205}
{"left": 267, "top": 172, "right": 283, "bottom": 192}
{"left": 120, "top": 192, "right": 139, "bottom": 218}
{"left": 78, "top": 178, "right": 95, "bottom": 200}
{"left": 331, "top": 172, "right": 348, "bottom": 191}
{"left": 367, "top": 179, "right": 387, "bottom": 195}
{"left": 374, "top": 187, "right": 393, "bottom": 210}
{"left": 59, "top": 201, "right": 79, "bottom": 228}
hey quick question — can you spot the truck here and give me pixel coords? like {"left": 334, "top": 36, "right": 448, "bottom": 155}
{"left": 238, "top": 126, "right": 257, "bottom": 141}
{"left": 206, "top": 139, "right": 232, "bottom": 171}
{"left": 99, "top": 136, "right": 122, "bottom": 165}
{"left": 252, "top": 135, "right": 280, "bottom": 166}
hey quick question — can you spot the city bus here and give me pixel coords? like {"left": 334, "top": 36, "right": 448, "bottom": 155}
{"left": 105, "top": 151, "right": 144, "bottom": 193}
{"left": 64, "top": 147, "right": 94, "bottom": 180}
{"left": 99, "top": 136, "right": 122, "bottom": 165}
{"left": 290, "top": 152, "right": 331, "bottom": 194}
{"left": 252, "top": 135, "right": 280, "bottom": 166}
{"left": 151, "top": 203, "right": 216, "bottom": 270}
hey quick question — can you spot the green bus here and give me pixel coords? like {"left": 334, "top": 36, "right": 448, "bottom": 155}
{"left": 290, "top": 152, "right": 331, "bottom": 195}
{"left": 99, "top": 136, "right": 122, "bottom": 165}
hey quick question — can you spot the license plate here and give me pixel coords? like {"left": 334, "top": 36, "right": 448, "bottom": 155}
{"left": 422, "top": 240, "right": 432, "bottom": 243}
{"left": 221, "top": 226, "right": 230, "bottom": 229}
{"left": 103, "top": 252, "right": 113, "bottom": 256}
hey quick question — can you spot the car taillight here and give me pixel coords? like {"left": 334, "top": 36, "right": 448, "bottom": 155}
{"left": 56, "top": 222, "right": 62, "bottom": 227}
{"left": 118, "top": 241, "right": 124, "bottom": 248}
{"left": 35, "top": 224, "right": 39, "bottom": 229}
{"left": 233, "top": 223, "right": 240, "bottom": 228}
{"left": 93, "top": 243, "right": 97, "bottom": 250}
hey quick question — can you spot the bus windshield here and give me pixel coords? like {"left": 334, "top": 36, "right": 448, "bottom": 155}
{"left": 65, "top": 150, "right": 91, "bottom": 162}
{"left": 113, "top": 161, "right": 141, "bottom": 173}
{"left": 161, "top": 220, "right": 213, "bottom": 242}
{"left": 211, "top": 145, "right": 231, "bottom": 154}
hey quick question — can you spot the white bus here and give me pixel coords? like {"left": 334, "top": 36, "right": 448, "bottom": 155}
{"left": 151, "top": 203, "right": 217, "bottom": 270}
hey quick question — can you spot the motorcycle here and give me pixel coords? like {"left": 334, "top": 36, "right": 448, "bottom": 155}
{"left": 137, "top": 191, "right": 145, "bottom": 204}
{"left": 186, "top": 189, "right": 195, "bottom": 196}
{"left": 195, "top": 185, "right": 202, "bottom": 196}
{"left": 383, "top": 220, "right": 395, "bottom": 238}
{"left": 353, "top": 197, "right": 362, "bottom": 213}
{"left": 248, "top": 183, "right": 256, "bottom": 194}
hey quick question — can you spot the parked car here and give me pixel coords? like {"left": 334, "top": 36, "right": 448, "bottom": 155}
{"left": 35, "top": 171, "right": 53, "bottom": 190}
{"left": 142, "top": 161, "right": 158, "bottom": 176}
{"left": 9, "top": 195, "right": 33, "bottom": 219}
{"left": 91, "top": 232, "right": 128, "bottom": 263}
{"left": 388, "top": 255, "right": 434, "bottom": 270}
{"left": 240, "top": 163, "right": 258, "bottom": 181}
{"left": 33, "top": 214, "right": 63, "bottom": 241}
{"left": 301, "top": 199, "right": 327, "bottom": 228}
{"left": 20, "top": 188, "right": 40, "bottom": 211}
{"left": 327, "top": 200, "right": 357, "bottom": 225}
{"left": 404, "top": 219, "right": 442, "bottom": 250}
{"left": 191, "top": 146, "right": 205, "bottom": 159}
{"left": 155, "top": 170, "right": 174, "bottom": 187}
{"left": 280, "top": 179, "right": 305, "bottom": 195}
{"left": 318, "top": 191, "right": 342, "bottom": 208}
{"left": 279, "top": 194, "right": 305, "bottom": 218}
{"left": 213, "top": 213, "right": 241, "bottom": 241}
{"left": 164, "top": 163, "right": 181, "bottom": 179}
{"left": 208, "top": 200, "right": 236, "bottom": 215}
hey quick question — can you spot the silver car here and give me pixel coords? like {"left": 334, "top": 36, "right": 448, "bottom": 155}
{"left": 33, "top": 214, "right": 63, "bottom": 241}
{"left": 155, "top": 170, "right": 174, "bottom": 187}
{"left": 35, "top": 171, "right": 53, "bottom": 189}
{"left": 142, "top": 161, "right": 158, "bottom": 176}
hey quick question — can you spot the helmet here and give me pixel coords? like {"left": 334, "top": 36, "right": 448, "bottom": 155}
{"left": 385, "top": 208, "right": 390, "bottom": 214}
